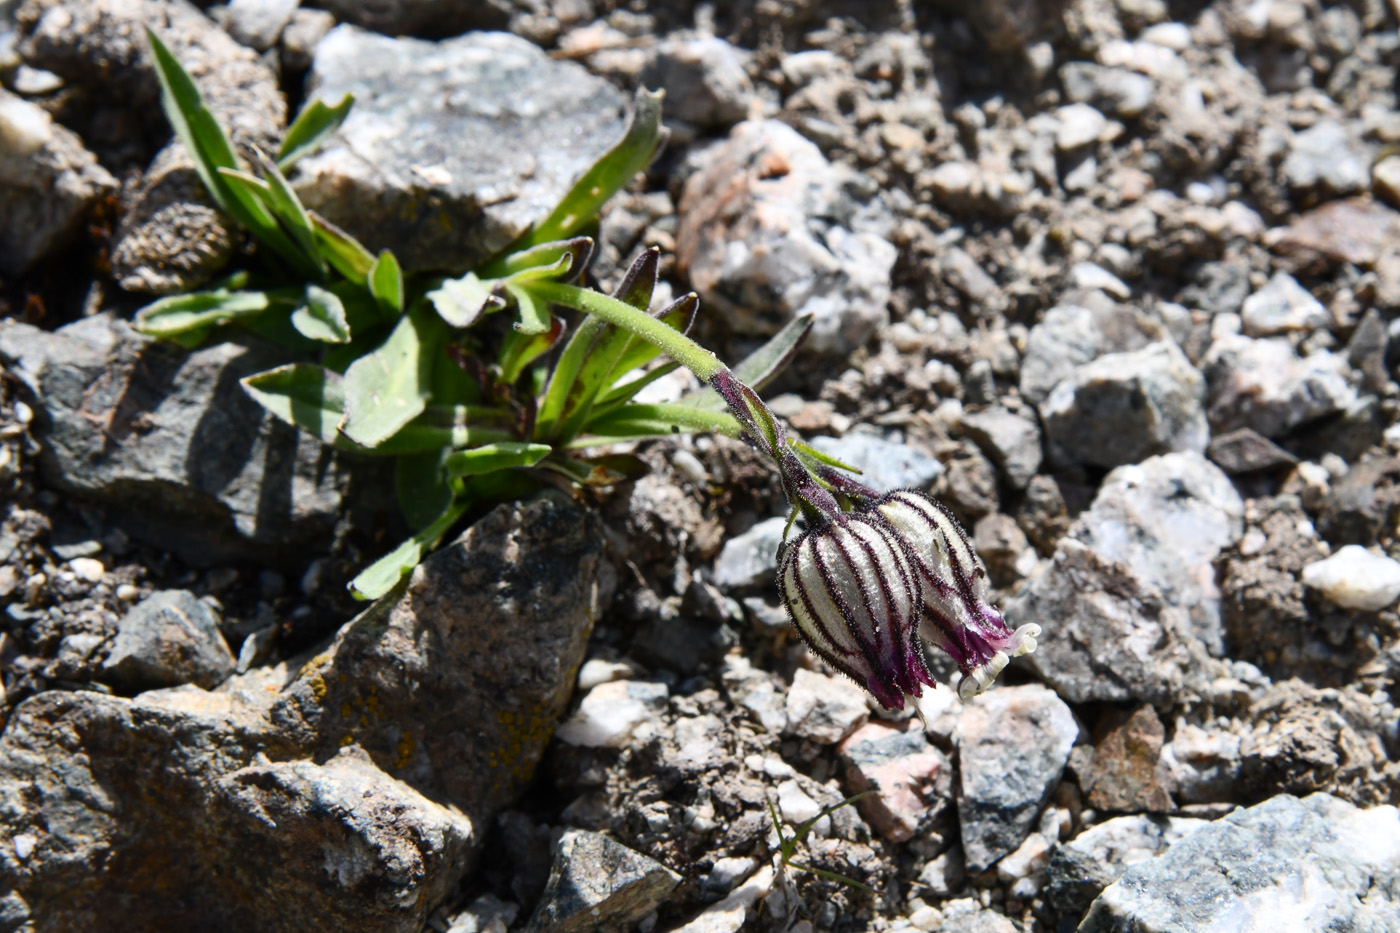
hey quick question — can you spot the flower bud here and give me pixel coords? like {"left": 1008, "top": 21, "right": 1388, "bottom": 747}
{"left": 875, "top": 490, "right": 1040, "bottom": 700}
{"left": 778, "top": 512, "right": 935, "bottom": 710}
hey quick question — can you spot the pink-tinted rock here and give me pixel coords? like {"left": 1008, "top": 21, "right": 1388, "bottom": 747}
{"left": 839, "top": 718, "right": 952, "bottom": 842}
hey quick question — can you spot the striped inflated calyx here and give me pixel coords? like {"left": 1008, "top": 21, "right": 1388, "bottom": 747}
{"left": 779, "top": 511, "right": 936, "bottom": 711}
{"left": 876, "top": 490, "right": 1041, "bottom": 701}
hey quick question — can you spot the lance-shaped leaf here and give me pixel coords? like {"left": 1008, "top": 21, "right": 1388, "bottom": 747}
{"left": 592, "top": 360, "right": 680, "bottom": 412}
{"left": 277, "top": 93, "right": 353, "bottom": 171}
{"left": 536, "top": 452, "right": 649, "bottom": 487}
{"left": 290, "top": 284, "right": 351, "bottom": 343}
{"left": 443, "top": 441, "right": 551, "bottom": 479}
{"left": 680, "top": 314, "right": 813, "bottom": 411}
{"left": 145, "top": 30, "right": 308, "bottom": 271}
{"left": 551, "top": 248, "right": 660, "bottom": 441}
{"left": 396, "top": 447, "right": 453, "bottom": 531}
{"left": 376, "top": 404, "right": 513, "bottom": 455}
{"left": 483, "top": 236, "right": 594, "bottom": 282}
{"left": 518, "top": 88, "right": 667, "bottom": 249}
{"left": 505, "top": 282, "right": 550, "bottom": 335}
{"left": 368, "top": 249, "right": 405, "bottom": 315}
{"left": 241, "top": 364, "right": 355, "bottom": 449}
{"left": 573, "top": 401, "right": 741, "bottom": 443}
{"left": 349, "top": 497, "right": 471, "bottom": 600}
{"left": 135, "top": 288, "right": 276, "bottom": 343}
{"left": 499, "top": 316, "right": 564, "bottom": 385}
{"left": 310, "top": 211, "right": 376, "bottom": 285}
{"left": 339, "top": 305, "right": 434, "bottom": 447}
{"left": 428, "top": 271, "right": 504, "bottom": 328}
{"left": 251, "top": 148, "right": 324, "bottom": 276}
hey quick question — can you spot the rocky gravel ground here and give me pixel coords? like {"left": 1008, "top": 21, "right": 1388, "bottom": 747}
{"left": 4, "top": 0, "right": 1400, "bottom": 931}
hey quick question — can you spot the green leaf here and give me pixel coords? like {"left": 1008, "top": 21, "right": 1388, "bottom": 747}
{"left": 519, "top": 88, "right": 667, "bottom": 248}
{"left": 134, "top": 288, "right": 272, "bottom": 340}
{"left": 498, "top": 317, "right": 564, "bottom": 385}
{"left": 339, "top": 305, "right": 433, "bottom": 447}
{"left": 443, "top": 442, "right": 551, "bottom": 479}
{"left": 593, "top": 360, "right": 680, "bottom": 410}
{"left": 368, "top": 250, "right": 405, "bottom": 315}
{"left": 310, "top": 211, "right": 376, "bottom": 285}
{"left": 505, "top": 282, "right": 549, "bottom": 335}
{"left": 483, "top": 237, "right": 594, "bottom": 281}
{"left": 428, "top": 271, "right": 503, "bottom": 328}
{"left": 145, "top": 31, "right": 310, "bottom": 273}
{"left": 375, "top": 404, "right": 513, "bottom": 455}
{"left": 277, "top": 93, "right": 354, "bottom": 171}
{"left": 680, "top": 315, "right": 814, "bottom": 411}
{"left": 535, "top": 452, "right": 649, "bottom": 487}
{"left": 575, "top": 402, "right": 741, "bottom": 443}
{"left": 396, "top": 447, "right": 453, "bottom": 531}
{"left": 790, "top": 438, "right": 861, "bottom": 474}
{"left": 349, "top": 498, "right": 471, "bottom": 600}
{"left": 251, "top": 149, "right": 323, "bottom": 275}
{"left": 241, "top": 364, "right": 358, "bottom": 450}
{"left": 536, "top": 315, "right": 605, "bottom": 441}
{"left": 290, "top": 284, "right": 350, "bottom": 343}
{"left": 598, "top": 292, "right": 700, "bottom": 385}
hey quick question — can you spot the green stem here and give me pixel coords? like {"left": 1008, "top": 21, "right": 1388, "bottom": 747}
{"left": 528, "top": 281, "right": 726, "bottom": 382}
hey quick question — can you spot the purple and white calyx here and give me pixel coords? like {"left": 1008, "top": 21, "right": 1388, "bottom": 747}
{"left": 711, "top": 370, "right": 1040, "bottom": 710}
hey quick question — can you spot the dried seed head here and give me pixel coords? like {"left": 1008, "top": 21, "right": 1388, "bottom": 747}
{"left": 779, "top": 511, "right": 935, "bottom": 710}
{"left": 875, "top": 490, "right": 1040, "bottom": 701}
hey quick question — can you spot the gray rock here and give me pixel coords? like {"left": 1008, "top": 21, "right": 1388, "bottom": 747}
{"left": 101, "top": 589, "right": 234, "bottom": 691}
{"left": 1041, "top": 341, "right": 1207, "bottom": 469}
{"left": 0, "top": 315, "right": 352, "bottom": 565}
{"left": 1206, "top": 427, "right": 1297, "bottom": 474}
{"left": 785, "top": 668, "right": 869, "bottom": 744}
{"left": 1060, "top": 62, "right": 1155, "bottom": 119}
{"left": 0, "top": 89, "right": 118, "bottom": 276}
{"left": 523, "top": 830, "right": 680, "bottom": 933}
{"left": 1055, "top": 103, "right": 1108, "bottom": 151}
{"left": 1072, "top": 452, "right": 1244, "bottom": 655}
{"left": 279, "top": 6, "right": 333, "bottom": 71}
{"left": 1015, "top": 540, "right": 1189, "bottom": 707}
{"left": 0, "top": 688, "right": 474, "bottom": 932}
{"left": 640, "top": 37, "right": 753, "bottom": 129}
{"left": 677, "top": 119, "right": 897, "bottom": 355}
{"left": 223, "top": 0, "right": 300, "bottom": 50}
{"left": 808, "top": 431, "right": 944, "bottom": 494}
{"left": 1080, "top": 794, "right": 1400, "bottom": 932}
{"left": 18, "top": 0, "right": 286, "bottom": 293}
{"left": 941, "top": 908, "right": 1019, "bottom": 933}
{"left": 1240, "top": 272, "right": 1330, "bottom": 337}
{"left": 721, "top": 655, "right": 787, "bottom": 733}
{"left": 956, "top": 684, "right": 1078, "bottom": 872}
{"left": 1281, "top": 119, "right": 1373, "bottom": 196}
{"left": 1045, "top": 814, "right": 1207, "bottom": 919}
{"left": 555, "top": 680, "right": 669, "bottom": 749}
{"left": 1020, "top": 303, "right": 1164, "bottom": 405}
{"left": 1204, "top": 334, "right": 1357, "bottom": 439}
{"left": 274, "top": 494, "right": 604, "bottom": 827}
{"left": 838, "top": 719, "right": 952, "bottom": 842}
{"left": 1070, "top": 261, "right": 1131, "bottom": 299}
{"left": 1320, "top": 456, "right": 1400, "bottom": 547}
{"left": 294, "top": 26, "right": 626, "bottom": 273}
{"left": 311, "top": 0, "right": 510, "bottom": 37}
{"left": 711, "top": 515, "right": 787, "bottom": 592}
{"left": 959, "top": 405, "right": 1042, "bottom": 490}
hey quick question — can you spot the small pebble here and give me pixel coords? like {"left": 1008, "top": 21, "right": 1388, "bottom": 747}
{"left": 1302, "top": 545, "right": 1400, "bottom": 612}
{"left": 115, "top": 583, "right": 140, "bottom": 602}
{"left": 68, "top": 557, "right": 106, "bottom": 583}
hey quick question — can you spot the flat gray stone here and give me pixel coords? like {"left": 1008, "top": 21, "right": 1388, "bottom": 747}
{"left": 0, "top": 689, "right": 474, "bottom": 932}
{"left": 1080, "top": 794, "right": 1400, "bottom": 932}
{"left": 1015, "top": 540, "right": 1190, "bottom": 707}
{"left": 523, "top": 830, "right": 680, "bottom": 933}
{"left": 1204, "top": 334, "right": 1357, "bottom": 439}
{"left": 677, "top": 119, "right": 897, "bottom": 355}
{"left": 0, "top": 315, "right": 354, "bottom": 565}
{"left": 1282, "top": 120, "right": 1372, "bottom": 196}
{"left": 102, "top": 589, "right": 234, "bottom": 691}
{"left": 1041, "top": 341, "right": 1207, "bottom": 470}
{"left": 274, "top": 494, "right": 605, "bottom": 828}
{"left": 640, "top": 37, "right": 754, "bottom": 128}
{"left": 1072, "top": 452, "right": 1243, "bottom": 655}
{"left": 808, "top": 431, "right": 944, "bottom": 494}
{"left": 0, "top": 89, "right": 117, "bottom": 276}
{"left": 1241, "top": 272, "right": 1330, "bottom": 337}
{"left": 960, "top": 405, "right": 1043, "bottom": 489}
{"left": 711, "top": 515, "right": 788, "bottom": 592}
{"left": 956, "top": 684, "right": 1078, "bottom": 872}
{"left": 294, "top": 26, "right": 627, "bottom": 272}
{"left": 1046, "top": 814, "right": 1207, "bottom": 919}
